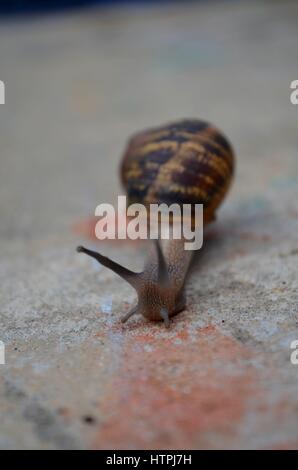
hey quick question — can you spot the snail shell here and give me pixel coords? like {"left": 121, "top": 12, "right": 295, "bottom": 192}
{"left": 121, "top": 119, "right": 234, "bottom": 224}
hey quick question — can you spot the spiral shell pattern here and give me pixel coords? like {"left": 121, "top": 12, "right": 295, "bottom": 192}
{"left": 121, "top": 119, "right": 235, "bottom": 223}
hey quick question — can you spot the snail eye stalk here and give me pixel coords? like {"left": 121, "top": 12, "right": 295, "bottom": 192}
{"left": 76, "top": 245, "right": 140, "bottom": 290}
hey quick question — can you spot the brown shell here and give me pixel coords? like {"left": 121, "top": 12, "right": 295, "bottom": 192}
{"left": 120, "top": 119, "right": 235, "bottom": 224}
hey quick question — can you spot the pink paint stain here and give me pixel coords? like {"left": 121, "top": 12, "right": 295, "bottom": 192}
{"left": 93, "top": 326, "right": 257, "bottom": 449}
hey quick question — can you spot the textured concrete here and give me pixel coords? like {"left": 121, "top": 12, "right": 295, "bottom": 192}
{"left": 0, "top": 0, "right": 298, "bottom": 449}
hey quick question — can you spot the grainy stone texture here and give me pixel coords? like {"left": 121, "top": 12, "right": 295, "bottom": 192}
{"left": 0, "top": 0, "right": 297, "bottom": 449}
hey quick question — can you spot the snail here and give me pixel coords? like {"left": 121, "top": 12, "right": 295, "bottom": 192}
{"left": 77, "top": 119, "right": 235, "bottom": 327}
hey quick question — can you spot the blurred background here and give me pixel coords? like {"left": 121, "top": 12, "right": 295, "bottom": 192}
{"left": 0, "top": 0, "right": 298, "bottom": 450}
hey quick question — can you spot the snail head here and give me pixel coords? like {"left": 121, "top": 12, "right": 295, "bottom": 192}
{"left": 76, "top": 241, "right": 185, "bottom": 327}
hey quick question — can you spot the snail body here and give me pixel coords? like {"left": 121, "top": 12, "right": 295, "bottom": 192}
{"left": 77, "top": 119, "right": 235, "bottom": 326}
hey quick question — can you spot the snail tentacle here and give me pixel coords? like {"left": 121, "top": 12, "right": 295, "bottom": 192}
{"left": 160, "top": 308, "right": 170, "bottom": 328}
{"left": 121, "top": 305, "right": 138, "bottom": 323}
{"left": 76, "top": 245, "right": 140, "bottom": 289}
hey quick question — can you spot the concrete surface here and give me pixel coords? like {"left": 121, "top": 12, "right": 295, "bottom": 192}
{"left": 0, "top": 0, "right": 298, "bottom": 449}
